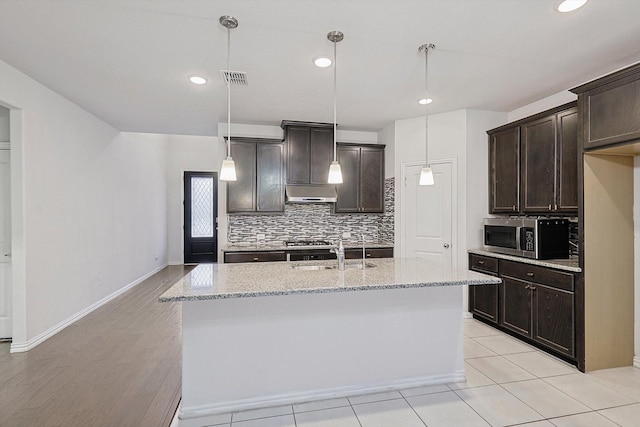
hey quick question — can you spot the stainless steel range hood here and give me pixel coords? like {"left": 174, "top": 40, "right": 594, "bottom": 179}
{"left": 285, "top": 185, "right": 337, "bottom": 203}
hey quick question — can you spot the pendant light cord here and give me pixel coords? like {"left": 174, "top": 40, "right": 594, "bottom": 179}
{"left": 424, "top": 45, "right": 429, "bottom": 167}
{"left": 227, "top": 26, "right": 231, "bottom": 158}
{"left": 333, "top": 39, "right": 337, "bottom": 162}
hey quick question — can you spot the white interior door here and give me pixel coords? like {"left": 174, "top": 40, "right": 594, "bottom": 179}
{"left": 0, "top": 149, "right": 11, "bottom": 338}
{"left": 402, "top": 161, "right": 454, "bottom": 265}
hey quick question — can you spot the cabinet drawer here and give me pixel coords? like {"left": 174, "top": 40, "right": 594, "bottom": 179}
{"left": 345, "top": 247, "right": 393, "bottom": 259}
{"left": 224, "top": 251, "right": 287, "bottom": 263}
{"left": 501, "top": 260, "right": 573, "bottom": 292}
{"left": 469, "top": 254, "right": 498, "bottom": 274}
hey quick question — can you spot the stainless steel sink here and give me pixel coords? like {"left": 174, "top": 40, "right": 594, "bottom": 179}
{"left": 291, "top": 263, "right": 376, "bottom": 271}
{"left": 344, "top": 262, "right": 376, "bottom": 269}
{"left": 291, "top": 265, "right": 336, "bottom": 270}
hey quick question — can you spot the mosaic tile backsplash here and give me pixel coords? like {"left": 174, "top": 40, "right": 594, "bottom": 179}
{"left": 228, "top": 177, "right": 395, "bottom": 245}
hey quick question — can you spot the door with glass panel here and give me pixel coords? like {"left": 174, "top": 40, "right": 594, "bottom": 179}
{"left": 184, "top": 171, "right": 217, "bottom": 263}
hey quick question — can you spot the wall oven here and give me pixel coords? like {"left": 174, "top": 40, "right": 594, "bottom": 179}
{"left": 483, "top": 217, "right": 570, "bottom": 259}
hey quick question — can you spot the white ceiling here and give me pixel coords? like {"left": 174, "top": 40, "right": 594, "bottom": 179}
{"left": 1, "top": 0, "right": 640, "bottom": 136}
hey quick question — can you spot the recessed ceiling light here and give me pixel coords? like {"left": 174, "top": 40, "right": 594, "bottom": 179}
{"left": 189, "top": 75, "right": 208, "bottom": 85}
{"left": 314, "top": 57, "right": 332, "bottom": 68}
{"left": 556, "top": 0, "right": 588, "bottom": 13}
{"left": 418, "top": 98, "right": 433, "bottom": 105}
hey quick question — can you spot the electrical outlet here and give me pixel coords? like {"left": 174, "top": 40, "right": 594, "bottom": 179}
{"left": 342, "top": 232, "right": 351, "bottom": 238}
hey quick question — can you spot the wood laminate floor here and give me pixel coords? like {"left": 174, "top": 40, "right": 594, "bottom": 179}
{"left": 0, "top": 265, "right": 192, "bottom": 427}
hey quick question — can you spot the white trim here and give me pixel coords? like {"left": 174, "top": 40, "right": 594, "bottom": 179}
{"left": 634, "top": 356, "right": 640, "bottom": 369}
{"left": 179, "top": 371, "right": 465, "bottom": 420}
{"left": 463, "top": 311, "right": 473, "bottom": 319}
{"left": 0, "top": 142, "right": 9, "bottom": 150}
{"left": 10, "top": 264, "right": 168, "bottom": 353}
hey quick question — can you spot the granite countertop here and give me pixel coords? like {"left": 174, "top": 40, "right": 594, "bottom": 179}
{"left": 159, "top": 257, "right": 501, "bottom": 302}
{"left": 468, "top": 248, "right": 581, "bottom": 273}
{"left": 222, "top": 241, "right": 395, "bottom": 252}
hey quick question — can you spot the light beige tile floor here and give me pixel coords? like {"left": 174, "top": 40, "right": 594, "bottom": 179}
{"left": 173, "top": 319, "right": 640, "bottom": 427}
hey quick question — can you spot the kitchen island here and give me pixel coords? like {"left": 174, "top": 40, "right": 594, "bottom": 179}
{"left": 159, "top": 258, "right": 500, "bottom": 423}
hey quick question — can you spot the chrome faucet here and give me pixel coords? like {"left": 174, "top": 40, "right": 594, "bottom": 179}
{"left": 336, "top": 240, "right": 345, "bottom": 271}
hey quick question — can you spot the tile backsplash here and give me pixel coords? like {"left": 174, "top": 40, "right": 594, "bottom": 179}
{"left": 228, "top": 177, "right": 395, "bottom": 244}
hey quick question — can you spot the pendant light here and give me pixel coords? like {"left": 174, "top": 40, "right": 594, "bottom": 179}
{"left": 327, "top": 31, "right": 344, "bottom": 184}
{"left": 219, "top": 15, "right": 238, "bottom": 182}
{"left": 418, "top": 43, "right": 435, "bottom": 186}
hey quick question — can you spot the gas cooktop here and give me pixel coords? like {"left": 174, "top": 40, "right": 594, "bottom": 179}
{"left": 284, "top": 240, "right": 332, "bottom": 247}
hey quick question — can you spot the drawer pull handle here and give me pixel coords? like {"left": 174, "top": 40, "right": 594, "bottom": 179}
{"left": 366, "top": 253, "right": 371, "bottom": 257}
{"left": 524, "top": 284, "right": 531, "bottom": 289}
{"left": 478, "top": 260, "right": 485, "bottom": 265}
{"left": 253, "top": 257, "right": 259, "bottom": 261}
{"left": 530, "top": 286, "right": 536, "bottom": 290}
{"left": 526, "top": 272, "right": 534, "bottom": 277}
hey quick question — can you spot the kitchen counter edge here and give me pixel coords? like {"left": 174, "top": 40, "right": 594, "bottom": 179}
{"left": 468, "top": 249, "right": 581, "bottom": 273}
{"left": 159, "top": 258, "right": 501, "bottom": 303}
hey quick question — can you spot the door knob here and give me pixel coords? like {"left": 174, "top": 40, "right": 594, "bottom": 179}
{"left": 443, "top": 243, "right": 450, "bottom": 248}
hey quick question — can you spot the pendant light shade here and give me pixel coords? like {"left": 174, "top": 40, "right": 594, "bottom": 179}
{"left": 328, "top": 160, "right": 343, "bottom": 184}
{"left": 327, "top": 30, "right": 344, "bottom": 184}
{"left": 220, "top": 157, "right": 237, "bottom": 181}
{"left": 418, "top": 43, "right": 435, "bottom": 186}
{"left": 419, "top": 166, "right": 434, "bottom": 186}
{"left": 219, "top": 15, "right": 238, "bottom": 182}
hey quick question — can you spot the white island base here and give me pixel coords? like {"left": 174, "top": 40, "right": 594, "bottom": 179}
{"left": 180, "top": 285, "right": 465, "bottom": 421}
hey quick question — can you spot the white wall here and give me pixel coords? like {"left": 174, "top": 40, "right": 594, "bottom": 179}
{"left": 466, "top": 110, "right": 508, "bottom": 250}
{"left": 507, "top": 91, "right": 577, "bottom": 123}
{"left": 392, "top": 109, "right": 507, "bottom": 312}
{"left": 635, "top": 157, "right": 640, "bottom": 368}
{"left": 166, "top": 134, "right": 225, "bottom": 264}
{"left": 0, "top": 60, "right": 168, "bottom": 349}
{"left": 378, "top": 122, "right": 395, "bottom": 179}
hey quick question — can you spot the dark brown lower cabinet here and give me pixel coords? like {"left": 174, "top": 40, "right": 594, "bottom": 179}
{"left": 344, "top": 247, "right": 393, "bottom": 259}
{"left": 470, "top": 285, "right": 499, "bottom": 324}
{"left": 533, "top": 284, "right": 574, "bottom": 356}
{"left": 224, "top": 251, "right": 287, "bottom": 263}
{"left": 468, "top": 254, "right": 499, "bottom": 323}
{"left": 469, "top": 253, "right": 576, "bottom": 362}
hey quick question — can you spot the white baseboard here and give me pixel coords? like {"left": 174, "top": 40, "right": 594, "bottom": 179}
{"left": 634, "top": 356, "right": 640, "bottom": 369}
{"left": 179, "top": 371, "right": 465, "bottom": 421}
{"left": 10, "top": 264, "right": 168, "bottom": 353}
{"left": 463, "top": 311, "right": 473, "bottom": 319}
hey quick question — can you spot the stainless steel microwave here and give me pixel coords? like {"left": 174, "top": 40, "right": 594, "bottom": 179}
{"left": 483, "top": 217, "right": 570, "bottom": 259}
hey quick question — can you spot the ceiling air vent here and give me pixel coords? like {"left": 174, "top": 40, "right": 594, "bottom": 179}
{"left": 221, "top": 70, "right": 248, "bottom": 85}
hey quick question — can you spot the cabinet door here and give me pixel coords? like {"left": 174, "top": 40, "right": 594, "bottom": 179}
{"left": 489, "top": 127, "right": 520, "bottom": 213}
{"left": 227, "top": 141, "right": 256, "bottom": 213}
{"left": 286, "top": 126, "right": 310, "bottom": 184}
{"left": 309, "top": 127, "right": 334, "bottom": 185}
{"left": 257, "top": 142, "right": 284, "bottom": 213}
{"left": 556, "top": 109, "right": 578, "bottom": 212}
{"left": 582, "top": 75, "right": 640, "bottom": 149}
{"left": 470, "top": 284, "right": 499, "bottom": 324}
{"left": 335, "top": 146, "right": 360, "bottom": 213}
{"left": 521, "top": 115, "right": 556, "bottom": 213}
{"left": 360, "top": 147, "right": 384, "bottom": 213}
{"left": 501, "top": 276, "right": 532, "bottom": 337}
{"left": 533, "top": 284, "right": 574, "bottom": 357}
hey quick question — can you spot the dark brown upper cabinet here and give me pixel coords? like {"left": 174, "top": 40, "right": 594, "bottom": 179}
{"left": 226, "top": 138, "right": 284, "bottom": 214}
{"left": 489, "top": 126, "right": 520, "bottom": 214}
{"left": 488, "top": 102, "right": 577, "bottom": 215}
{"left": 335, "top": 143, "right": 385, "bottom": 214}
{"left": 570, "top": 63, "right": 640, "bottom": 150}
{"left": 521, "top": 106, "right": 578, "bottom": 213}
{"left": 281, "top": 121, "right": 334, "bottom": 185}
